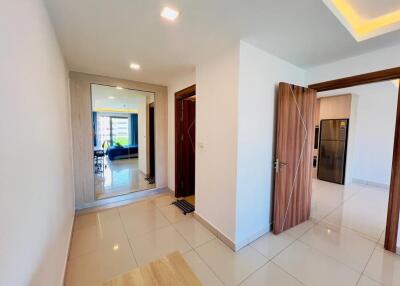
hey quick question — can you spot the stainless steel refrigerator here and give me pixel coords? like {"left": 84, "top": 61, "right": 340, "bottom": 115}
{"left": 317, "top": 119, "right": 349, "bottom": 184}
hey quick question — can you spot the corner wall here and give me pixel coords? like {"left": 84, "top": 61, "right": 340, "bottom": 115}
{"left": 236, "top": 42, "right": 305, "bottom": 246}
{"left": 193, "top": 41, "right": 305, "bottom": 248}
{"left": 195, "top": 45, "right": 240, "bottom": 242}
{"left": 0, "top": 0, "right": 74, "bottom": 285}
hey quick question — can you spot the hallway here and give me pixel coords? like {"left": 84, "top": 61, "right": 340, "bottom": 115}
{"left": 66, "top": 180, "right": 400, "bottom": 286}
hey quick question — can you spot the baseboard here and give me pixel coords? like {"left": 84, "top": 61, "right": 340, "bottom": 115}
{"left": 234, "top": 227, "right": 270, "bottom": 251}
{"left": 62, "top": 215, "right": 75, "bottom": 286}
{"left": 75, "top": 187, "right": 168, "bottom": 212}
{"left": 167, "top": 188, "right": 175, "bottom": 196}
{"left": 193, "top": 212, "right": 269, "bottom": 252}
{"left": 352, "top": 178, "right": 389, "bottom": 189}
{"left": 193, "top": 213, "right": 236, "bottom": 251}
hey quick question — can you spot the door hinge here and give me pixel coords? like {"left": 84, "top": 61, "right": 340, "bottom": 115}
{"left": 274, "top": 158, "right": 288, "bottom": 173}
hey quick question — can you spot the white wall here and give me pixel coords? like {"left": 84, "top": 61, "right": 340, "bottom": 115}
{"left": 319, "top": 84, "right": 397, "bottom": 187}
{"left": 235, "top": 42, "right": 305, "bottom": 245}
{"left": 306, "top": 43, "right": 400, "bottom": 84}
{"left": 350, "top": 83, "right": 397, "bottom": 186}
{"left": 167, "top": 71, "right": 196, "bottom": 191}
{"left": 194, "top": 41, "right": 306, "bottom": 247}
{"left": 196, "top": 45, "right": 240, "bottom": 241}
{"left": 0, "top": 1, "right": 74, "bottom": 285}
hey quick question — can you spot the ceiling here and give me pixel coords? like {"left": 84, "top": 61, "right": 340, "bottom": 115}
{"left": 347, "top": 0, "right": 400, "bottom": 19}
{"left": 92, "top": 84, "right": 153, "bottom": 112}
{"left": 44, "top": 0, "right": 400, "bottom": 85}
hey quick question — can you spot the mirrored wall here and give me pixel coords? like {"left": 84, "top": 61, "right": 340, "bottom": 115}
{"left": 91, "top": 84, "right": 156, "bottom": 199}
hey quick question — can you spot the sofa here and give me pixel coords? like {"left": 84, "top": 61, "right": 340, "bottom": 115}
{"left": 106, "top": 144, "right": 139, "bottom": 160}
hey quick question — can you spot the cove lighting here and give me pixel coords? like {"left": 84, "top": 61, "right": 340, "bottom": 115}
{"left": 323, "top": 0, "right": 400, "bottom": 41}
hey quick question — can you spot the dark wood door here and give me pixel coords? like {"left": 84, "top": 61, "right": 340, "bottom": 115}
{"left": 176, "top": 96, "right": 196, "bottom": 197}
{"left": 273, "top": 82, "right": 316, "bottom": 234}
{"left": 149, "top": 104, "right": 155, "bottom": 177}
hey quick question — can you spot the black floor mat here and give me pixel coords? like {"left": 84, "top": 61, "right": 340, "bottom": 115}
{"left": 172, "top": 199, "right": 195, "bottom": 214}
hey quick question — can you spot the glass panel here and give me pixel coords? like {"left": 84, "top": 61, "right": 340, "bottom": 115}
{"left": 91, "top": 84, "right": 156, "bottom": 200}
{"left": 111, "top": 117, "right": 129, "bottom": 146}
{"left": 98, "top": 116, "right": 111, "bottom": 148}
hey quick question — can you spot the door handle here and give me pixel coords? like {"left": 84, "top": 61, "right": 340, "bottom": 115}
{"left": 274, "top": 158, "right": 288, "bottom": 173}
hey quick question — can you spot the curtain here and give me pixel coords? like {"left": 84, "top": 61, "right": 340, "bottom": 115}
{"left": 92, "top": 112, "right": 97, "bottom": 146}
{"left": 131, "top": 113, "right": 138, "bottom": 145}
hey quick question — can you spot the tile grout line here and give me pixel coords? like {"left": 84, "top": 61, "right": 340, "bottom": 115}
{"left": 311, "top": 187, "right": 384, "bottom": 244}
{"left": 190, "top": 244, "right": 228, "bottom": 286}
{"left": 243, "top": 224, "right": 315, "bottom": 285}
{"left": 270, "top": 261, "right": 307, "bottom": 286}
{"left": 117, "top": 207, "right": 139, "bottom": 267}
{"left": 242, "top": 220, "right": 318, "bottom": 285}
{"left": 165, "top": 209, "right": 227, "bottom": 286}
{"left": 355, "top": 231, "right": 386, "bottom": 286}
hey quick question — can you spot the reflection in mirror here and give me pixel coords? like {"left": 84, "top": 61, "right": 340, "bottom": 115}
{"left": 91, "top": 84, "right": 156, "bottom": 200}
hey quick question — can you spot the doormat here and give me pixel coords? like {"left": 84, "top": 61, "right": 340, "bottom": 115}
{"left": 145, "top": 176, "right": 155, "bottom": 184}
{"left": 172, "top": 199, "right": 195, "bottom": 214}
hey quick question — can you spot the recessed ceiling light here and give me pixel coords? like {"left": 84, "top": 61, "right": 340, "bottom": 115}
{"left": 115, "top": 86, "right": 123, "bottom": 90}
{"left": 108, "top": 96, "right": 115, "bottom": 100}
{"left": 161, "top": 7, "right": 179, "bottom": 21}
{"left": 129, "top": 63, "right": 141, "bottom": 70}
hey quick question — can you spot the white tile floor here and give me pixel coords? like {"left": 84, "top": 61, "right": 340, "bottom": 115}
{"left": 66, "top": 180, "right": 400, "bottom": 286}
{"left": 95, "top": 158, "right": 155, "bottom": 199}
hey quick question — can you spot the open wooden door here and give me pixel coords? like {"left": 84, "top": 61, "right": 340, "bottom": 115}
{"left": 273, "top": 82, "right": 316, "bottom": 234}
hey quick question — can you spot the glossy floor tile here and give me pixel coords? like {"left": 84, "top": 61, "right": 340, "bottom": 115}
{"left": 173, "top": 217, "right": 216, "bottom": 248}
{"left": 183, "top": 251, "right": 224, "bottom": 286}
{"left": 196, "top": 239, "right": 268, "bottom": 285}
{"left": 250, "top": 232, "right": 295, "bottom": 259}
{"left": 273, "top": 241, "right": 360, "bottom": 286}
{"left": 364, "top": 247, "right": 400, "bottom": 286}
{"left": 357, "top": 275, "right": 383, "bottom": 286}
{"left": 129, "top": 225, "right": 192, "bottom": 265}
{"left": 66, "top": 181, "right": 397, "bottom": 286}
{"left": 95, "top": 158, "right": 155, "bottom": 199}
{"left": 159, "top": 204, "right": 191, "bottom": 223}
{"left": 323, "top": 189, "right": 388, "bottom": 241}
{"left": 240, "top": 262, "right": 303, "bottom": 286}
{"left": 299, "top": 222, "right": 376, "bottom": 272}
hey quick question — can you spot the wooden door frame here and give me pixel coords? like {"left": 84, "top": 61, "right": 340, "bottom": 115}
{"left": 175, "top": 85, "right": 196, "bottom": 198}
{"left": 148, "top": 102, "right": 155, "bottom": 177}
{"left": 309, "top": 67, "right": 400, "bottom": 253}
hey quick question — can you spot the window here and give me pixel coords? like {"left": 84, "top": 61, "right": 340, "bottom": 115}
{"left": 97, "top": 115, "right": 129, "bottom": 147}
{"left": 111, "top": 117, "right": 129, "bottom": 146}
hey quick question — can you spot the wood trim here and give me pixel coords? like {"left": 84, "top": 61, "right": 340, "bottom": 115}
{"left": 308, "top": 67, "right": 400, "bottom": 92}
{"left": 385, "top": 85, "right": 400, "bottom": 252}
{"left": 175, "top": 84, "right": 196, "bottom": 99}
{"left": 175, "top": 85, "right": 196, "bottom": 197}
